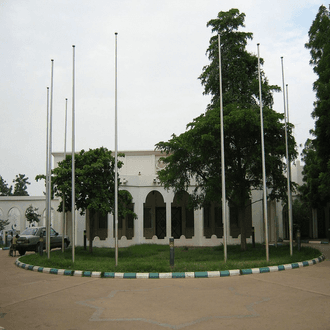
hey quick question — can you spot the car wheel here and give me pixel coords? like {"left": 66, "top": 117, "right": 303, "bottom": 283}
{"left": 18, "top": 249, "right": 26, "bottom": 256}
{"left": 35, "top": 243, "right": 40, "bottom": 253}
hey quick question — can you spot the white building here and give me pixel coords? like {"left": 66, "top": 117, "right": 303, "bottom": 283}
{"left": 53, "top": 150, "right": 287, "bottom": 247}
{"left": 2, "top": 150, "right": 305, "bottom": 247}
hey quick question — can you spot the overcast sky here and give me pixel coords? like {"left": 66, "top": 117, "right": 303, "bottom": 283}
{"left": 0, "top": 0, "right": 323, "bottom": 196}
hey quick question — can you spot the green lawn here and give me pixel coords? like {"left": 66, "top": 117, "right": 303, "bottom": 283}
{"left": 18, "top": 244, "right": 322, "bottom": 274}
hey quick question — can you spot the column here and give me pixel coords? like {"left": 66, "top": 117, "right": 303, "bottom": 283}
{"left": 134, "top": 188, "right": 144, "bottom": 244}
{"left": 165, "top": 192, "right": 172, "bottom": 240}
{"left": 194, "top": 207, "right": 203, "bottom": 246}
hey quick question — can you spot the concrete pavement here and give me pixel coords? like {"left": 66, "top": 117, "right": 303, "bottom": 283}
{"left": 0, "top": 245, "right": 329, "bottom": 330}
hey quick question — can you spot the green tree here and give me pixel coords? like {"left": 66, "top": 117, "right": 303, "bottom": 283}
{"left": 156, "top": 9, "right": 297, "bottom": 251}
{"left": 0, "top": 176, "right": 12, "bottom": 196}
{"left": 12, "top": 174, "right": 30, "bottom": 196}
{"left": 292, "top": 198, "right": 311, "bottom": 238}
{"left": 303, "top": 5, "right": 330, "bottom": 204}
{"left": 25, "top": 205, "right": 41, "bottom": 226}
{"left": 199, "top": 9, "right": 279, "bottom": 110}
{"left": 0, "top": 219, "right": 10, "bottom": 232}
{"left": 299, "top": 139, "right": 321, "bottom": 209}
{"left": 46, "top": 147, "right": 136, "bottom": 253}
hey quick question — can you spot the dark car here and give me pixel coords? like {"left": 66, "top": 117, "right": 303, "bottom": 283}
{"left": 16, "top": 227, "right": 70, "bottom": 255}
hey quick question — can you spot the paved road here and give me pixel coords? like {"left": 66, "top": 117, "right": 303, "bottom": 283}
{"left": 0, "top": 245, "right": 329, "bottom": 330}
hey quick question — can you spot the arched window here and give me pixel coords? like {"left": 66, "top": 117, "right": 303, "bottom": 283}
{"left": 8, "top": 207, "right": 20, "bottom": 232}
{"left": 144, "top": 191, "right": 166, "bottom": 239}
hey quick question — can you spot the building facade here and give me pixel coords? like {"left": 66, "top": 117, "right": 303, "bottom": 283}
{"left": 53, "top": 150, "right": 285, "bottom": 248}
{"left": 2, "top": 150, "right": 321, "bottom": 248}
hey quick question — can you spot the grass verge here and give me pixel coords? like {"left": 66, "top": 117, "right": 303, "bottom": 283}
{"left": 18, "top": 244, "right": 322, "bottom": 274}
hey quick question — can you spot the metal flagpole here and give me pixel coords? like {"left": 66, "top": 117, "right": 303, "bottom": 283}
{"left": 281, "top": 57, "right": 293, "bottom": 256}
{"left": 257, "top": 44, "right": 269, "bottom": 261}
{"left": 72, "top": 46, "right": 76, "bottom": 263}
{"left": 286, "top": 82, "right": 293, "bottom": 248}
{"left": 286, "top": 84, "right": 290, "bottom": 123}
{"left": 62, "top": 98, "right": 68, "bottom": 252}
{"left": 114, "top": 32, "right": 119, "bottom": 266}
{"left": 48, "top": 59, "right": 54, "bottom": 259}
{"left": 45, "top": 87, "right": 49, "bottom": 252}
{"left": 218, "top": 33, "right": 227, "bottom": 262}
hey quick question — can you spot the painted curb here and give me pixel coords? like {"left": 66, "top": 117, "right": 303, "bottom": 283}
{"left": 14, "top": 255, "right": 325, "bottom": 279}
{"left": 283, "top": 240, "right": 329, "bottom": 244}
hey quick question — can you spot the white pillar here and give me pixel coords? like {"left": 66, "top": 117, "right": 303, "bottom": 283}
{"left": 134, "top": 191, "right": 144, "bottom": 244}
{"left": 107, "top": 213, "right": 114, "bottom": 247}
{"left": 194, "top": 208, "right": 203, "bottom": 246}
{"left": 165, "top": 193, "right": 172, "bottom": 240}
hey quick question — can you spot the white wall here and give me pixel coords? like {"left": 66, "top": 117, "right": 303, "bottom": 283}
{"left": 0, "top": 196, "right": 61, "bottom": 233}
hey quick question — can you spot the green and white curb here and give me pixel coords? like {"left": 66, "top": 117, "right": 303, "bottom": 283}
{"left": 283, "top": 240, "right": 329, "bottom": 244}
{"left": 14, "top": 255, "right": 325, "bottom": 279}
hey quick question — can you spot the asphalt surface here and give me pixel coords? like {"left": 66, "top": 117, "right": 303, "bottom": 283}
{"left": 0, "top": 244, "right": 329, "bottom": 330}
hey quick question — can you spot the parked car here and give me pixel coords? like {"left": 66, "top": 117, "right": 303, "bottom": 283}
{"left": 16, "top": 227, "right": 70, "bottom": 255}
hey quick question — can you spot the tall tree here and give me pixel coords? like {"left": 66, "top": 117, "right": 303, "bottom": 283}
{"left": 299, "top": 138, "right": 321, "bottom": 209}
{"left": 304, "top": 5, "right": 330, "bottom": 204}
{"left": 0, "top": 176, "right": 12, "bottom": 196}
{"left": 156, "top": 9, "right": 297, "bottom": 251}
{"left": 12, "top": 174, "right": 30, "bottom": 196}
{"left": 43, "top": 147, "right": 136, "bottom": 253}
{"left": 292, "top": 198, "right": 311, "bottom": 238}
{"left": 199, "top": 9, "right": 279, "bottom": 110}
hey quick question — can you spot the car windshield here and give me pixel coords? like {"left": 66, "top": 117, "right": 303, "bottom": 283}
{"left": 21, "top": 228, "right": 38, "bottom": 236}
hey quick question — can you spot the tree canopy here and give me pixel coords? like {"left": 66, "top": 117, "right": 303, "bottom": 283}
{"left": 0, "top": 174, "right": 30, "bottom": 196}
{"left": 0, "top": 219, "right": 10, "bottom": 232}
{"left": 12, "top": 174, "right": 30, "bottom": 196}
{"left": 49, "top": 147, "right": 135, "bottom": 218}
{"left": 300, "top": 139, "right": 321, "bottom": 208}
{"left": 302, "top": 5, "right": 330, "bottom": 206}
{"left": 38, "top": 147, "right": 136, "bottom": 252}
{"left": 199, "top": 8, "right": 280, "bottom": 110}
{"left": 156, "top": 9, "right": 297, "bottom": 250}
{"left": 0, "top": 176, "right": 12, "bottom": 196}
{"left": 25, "top": 205, "right": 41, "bottom": 225}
